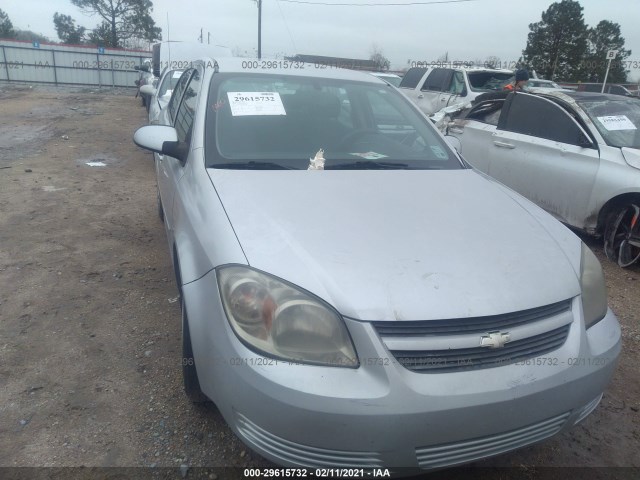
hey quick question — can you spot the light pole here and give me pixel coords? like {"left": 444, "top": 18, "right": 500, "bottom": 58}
{"left": 257, "top": 0, "right": 262, "bottom": 59}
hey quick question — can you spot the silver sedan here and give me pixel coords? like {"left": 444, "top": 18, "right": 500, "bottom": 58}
{"left": 133, "top": 59, "right": 620, "bottom": 471}
{"left": 139, "top": 67, "right": 185, "bottom": 124}
{"left": 446, "top": 90, "right": 640, "bottom": 267}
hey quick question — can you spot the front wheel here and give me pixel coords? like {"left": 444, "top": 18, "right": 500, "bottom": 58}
{"left": 182, "top": 300, "right": 209, "bottom": 403}
{"left": 604, "top": 204, "right": 640, "bottom": 267}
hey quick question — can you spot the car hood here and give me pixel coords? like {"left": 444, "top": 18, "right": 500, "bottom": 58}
{"left": 208, "top": 169, "right": 581, "bottom": 321}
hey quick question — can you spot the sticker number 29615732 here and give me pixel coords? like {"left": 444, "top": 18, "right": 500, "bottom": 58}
{"left": 227, "top": 92, "right": 287, "bottom": 116}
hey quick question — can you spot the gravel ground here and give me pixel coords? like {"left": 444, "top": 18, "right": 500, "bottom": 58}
{"left": 0, "top": 84, "right": 638, "bottom": 480}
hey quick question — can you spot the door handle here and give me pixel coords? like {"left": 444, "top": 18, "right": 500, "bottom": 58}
{"left": 493, "top": 141, "right": 515, "bottom": 149}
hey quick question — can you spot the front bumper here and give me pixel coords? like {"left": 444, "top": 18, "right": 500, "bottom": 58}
{"left": 182, "top": 272, "right": 621, "bottom": 469}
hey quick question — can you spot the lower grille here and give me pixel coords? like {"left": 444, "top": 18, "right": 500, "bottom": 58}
{"left": 416, "top": 411, "right": 570, "bottom": 469}
{"left": 391, "top": 324, "right": 571, "bottom": 372}
{"left": 235, "top": 411, "right": 383, "bottom": 468}
{"left": 574, "top": 393, "right": 603, "bottom": 425}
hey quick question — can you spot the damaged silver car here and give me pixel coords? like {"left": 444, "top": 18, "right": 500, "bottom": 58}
{"left": 133, "top": 58, "right": 621, "bottom": 471}
{"left": 447, "top": 90, "right": 640, "bottom": 267}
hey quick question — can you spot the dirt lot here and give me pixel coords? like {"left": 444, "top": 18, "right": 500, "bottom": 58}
{"left": 0, "top": 84, "right": 638, "bottom": 479}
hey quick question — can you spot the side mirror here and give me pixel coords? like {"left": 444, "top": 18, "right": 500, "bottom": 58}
{"left": 133, "top": 126, "right": 185, "bottom": 161}
{"left": 140, "top": 84, "right": 156, "bottom": 97}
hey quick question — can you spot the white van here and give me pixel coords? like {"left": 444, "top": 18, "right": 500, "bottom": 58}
{"left": 151, "top": 41, "right": 232, "bottom": 77}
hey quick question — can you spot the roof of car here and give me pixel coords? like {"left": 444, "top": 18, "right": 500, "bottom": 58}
{"left": 199, "top": 57, "right": 387, "bottom": 84}
{"left": 459, "top": 67, "right": 513, "bottom": 74}
{"left": 466, "top": 90, "right": 631, "bottom": 114}
{"left": 538, "top": 90, "right": 630, "bottom": 103}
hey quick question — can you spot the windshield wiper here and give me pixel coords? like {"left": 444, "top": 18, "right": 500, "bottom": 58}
{"left": 327, "top": 160, "right": 410, "bottom": 170}
{"left": 210, "top": 161, "right": 295, "bottom": 170}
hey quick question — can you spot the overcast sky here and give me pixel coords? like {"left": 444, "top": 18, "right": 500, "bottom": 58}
{"left": 3, "top": 0, "right": 640, "bottom": 79}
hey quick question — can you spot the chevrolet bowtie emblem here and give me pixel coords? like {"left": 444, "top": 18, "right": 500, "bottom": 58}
{"left": 480, "top": 332, "right": 511, "bottom": 349}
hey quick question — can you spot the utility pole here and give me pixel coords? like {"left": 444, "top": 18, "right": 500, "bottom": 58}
{"left": 258, "top": 0, "right": 262, "bottom": 59}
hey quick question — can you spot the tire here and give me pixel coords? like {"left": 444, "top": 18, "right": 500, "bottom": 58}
{"left": 157, "top": 188, "right": 164, "bottom": 223}
{"left": 604, "top": 204, "right": 640, "bottom": 268}
{"left": 182, "top": 299, "right": 209, "bottom": 403}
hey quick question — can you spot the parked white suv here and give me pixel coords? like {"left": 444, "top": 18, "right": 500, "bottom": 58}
{"left": 399, "top": 66, "right": 514, "bottom": 115}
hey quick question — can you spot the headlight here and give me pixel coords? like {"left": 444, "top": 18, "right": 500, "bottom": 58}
{"left": 217, "top": 266, "right": 358, "bottom": 367}
{"left": 580, "top": 243, "right": 608, "bottom": 328}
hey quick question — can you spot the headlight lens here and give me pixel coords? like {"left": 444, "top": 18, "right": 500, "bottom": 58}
{"left": 217, "top": 266, "right": 358, "bottom": 367}
{"left": 580, "top": 243, "right": 608, "bottom": 328}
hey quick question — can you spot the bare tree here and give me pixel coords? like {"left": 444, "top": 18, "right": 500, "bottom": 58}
{"left": 369, "top": 44, "right": 390, "bottom": 71}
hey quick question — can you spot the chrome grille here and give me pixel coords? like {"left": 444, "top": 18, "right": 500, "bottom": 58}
{"left": 390, "top": 324, "right": 571, "bottom": 373}
{"left": 372, "top": 300, "right": 571, "bottom": 336}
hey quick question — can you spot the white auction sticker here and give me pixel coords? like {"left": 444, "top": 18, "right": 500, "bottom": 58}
{"left": 227, "top": 92, "right": 286, "bottom": 116}
{"left": 597, "top": 115, "right": 637, "bottom": 131}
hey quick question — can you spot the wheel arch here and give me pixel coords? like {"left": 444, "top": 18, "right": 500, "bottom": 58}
{"left": 597, "top": 192, "right": 640, "bottom": 235}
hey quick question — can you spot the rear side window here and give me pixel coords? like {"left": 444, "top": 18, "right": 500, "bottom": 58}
{"left": 500, "top": 94, "right": 586, "bottom": 145}
{"left": 399, "top": 68, "right": 427, "bottom": 89}
{"left": 421, "top": 69, "right": 451, "bottom": 92}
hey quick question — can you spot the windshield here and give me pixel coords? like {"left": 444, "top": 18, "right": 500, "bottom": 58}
{"left": 205, "top": 73, "right": 463, "bottom": 170}
{"left": 158, "top": 69, "right": 184, "bottom": 99}
{"left": 578, "top": 99, "right": 640, "bottom": 148}
{"left": 467, "top": 71, "right": 514, "bottom": 92}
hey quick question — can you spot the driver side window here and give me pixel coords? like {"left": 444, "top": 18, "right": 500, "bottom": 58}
{"left": 500, "top": 94, "right": 587, "bottom": 146}
{"left": 445, "top": 71, "right": 466, "bottom": 96}
{"left": 168, "top": 69, "right": 193, "bottom": 123}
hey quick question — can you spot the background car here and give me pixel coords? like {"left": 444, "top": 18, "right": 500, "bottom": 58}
{"left": 133, "top": 58, "right": 620, "bottom": 471}
{"left": 140, "top": 68, "right": 185, "bottom": 124}
{"left": 399, "top": 66, "right": 514, "bottom": 115}
{"left": 577, "top": 83, "right": 636, "bottom": 97}
{"left": 526, "top": 79, "right": 573, "bottom": 91}
{"left": 369, "top": 71, "right": 402, "bottom": 87}
{"left": 527, "top": 79, "right": 560, "bottom": 88}
{"left": 134, "top": 59, "right": 156, "bottom": 110}
{"left": 447, "top": 90, "right": 640, "bottom": 267}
